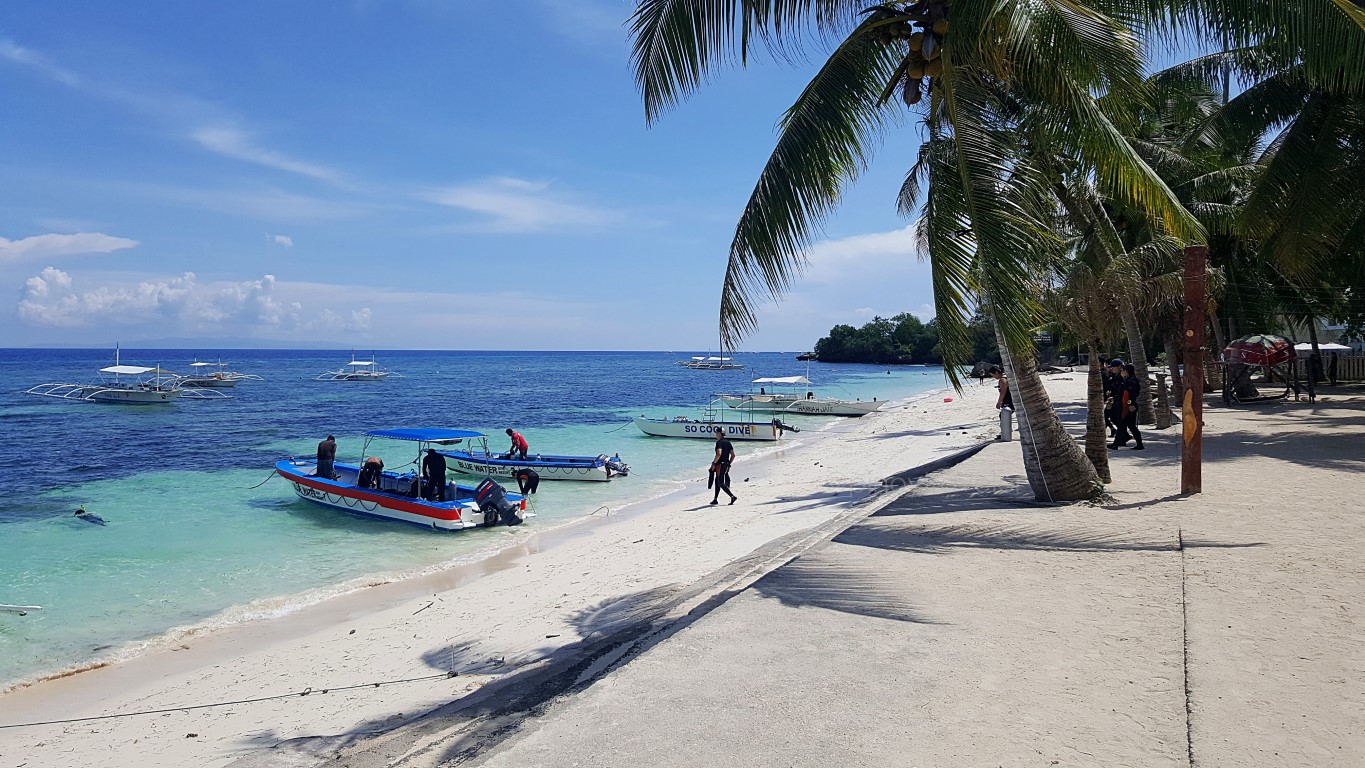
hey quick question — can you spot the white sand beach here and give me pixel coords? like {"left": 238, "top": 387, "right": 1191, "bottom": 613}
{"left": 0, "top": 378, "right": 1003, "bottom": 768}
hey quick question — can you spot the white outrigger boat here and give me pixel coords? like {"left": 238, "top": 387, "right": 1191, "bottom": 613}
{"left": 437, "top": 432, "right": 630, "bottom": 482}
{"left": 25, "top": 348, "right": 231, "bottom": 404}
{"left": 718, "top": 376, "right": 885, "bottom": 417}
{"left": 633, "top": 399, "right": 799, "bottom": 441}
{"left": 178, "top": 360, "right": 265, "bottom": 388}
{"left": 677, "top": 355, "right": 744, "bottom": 370}
{"left": 316, "top": 353, "right": 399, "bottom": 381}
{"left": 275, "top": 428, "right": 525, "bottom": 531}
{"left": 1, "top": 604, "right": 42, "bottom": 616}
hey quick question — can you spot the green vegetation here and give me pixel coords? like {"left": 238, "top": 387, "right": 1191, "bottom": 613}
{"left": 629, "top": 1, "right": 1365, "bottom": 502}
{"left": 811, "top": 313, "right": 1002, "bottom": 365}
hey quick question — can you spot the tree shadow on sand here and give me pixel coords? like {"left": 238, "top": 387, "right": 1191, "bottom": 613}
{"left": 749, "top": 550, "right": 937, "bottom": 625}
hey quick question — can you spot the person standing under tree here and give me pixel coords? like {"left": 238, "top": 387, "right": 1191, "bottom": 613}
{"left": 988, "top": 365, "right": 1013, "bottom": 441}
{"left": 709, "top": 427, "right": 737, "bottom": 506}
{"left": 316, "top": 435, "right": 337, "bottom": 480}
{"left": 1109, "top": 364, "right": 1145, "bottom": 450}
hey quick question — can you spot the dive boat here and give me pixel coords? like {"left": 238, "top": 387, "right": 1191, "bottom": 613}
{"left": 718, "top": 376, "right": 885, "bottom": 417}
{"left": 633, "top": 399, "right": 799, "bottom": 441}
{"left": 438, "top": 432, "right": 629, "bottom": 482}
{"left": 178, "top": 360, "right": 265, "bottom": 388}
{"left": 316, "top": 353, "right": 399, "bottom": 381}
{"left": 679, "top": 355, "right": 744, "bottom": 370}
{"left": 275, "top": 428, "right": 525, "bottom": 531}
{"left": 25, "top": 347, "right": 231, "bottom": 404}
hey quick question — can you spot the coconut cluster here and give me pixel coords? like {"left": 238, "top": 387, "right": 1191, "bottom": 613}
{"left": 867, "top": 2, "right": 950, "bottom": 106}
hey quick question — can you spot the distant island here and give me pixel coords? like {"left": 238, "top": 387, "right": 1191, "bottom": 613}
{"left": 808, "top": 313, "right": 1001, "bottom": 365}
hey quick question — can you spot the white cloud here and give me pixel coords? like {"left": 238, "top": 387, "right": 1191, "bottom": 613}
{"left": 0, "top": 38, "right": 80, "bottom": 86}
{"left": 425, "top": 176, "right": 617, "bottom": 233}
{"left": 271, "top": 234, "right": 294, "bottom": 248}
{"left": 16, "top": 269, "right": 371, "bottom": 335}
{"left": 192, "top": 126, "right": 343, "bottom": 184}
{"left": 800, "top": 224, "right": 923, "bottom": 284}
{"left": 0, "top": 232, "right": 139, "bottom": 263}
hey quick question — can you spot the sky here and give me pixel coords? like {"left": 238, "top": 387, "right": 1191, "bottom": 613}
{"left": 0, "top": 1, "right": 937, "bottom": 351}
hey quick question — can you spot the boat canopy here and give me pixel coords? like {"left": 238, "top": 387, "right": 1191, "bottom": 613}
{"left": 346, "top": 361, "right": 378, "bottom": 367}
{"left": 364, "top": 428, "right": 484, "bottom": 443}
{"left": 189, "top": 361, "right": 228, "bottom": 367}
{"left": 101, "top": 365, "right": 157, "bottom": 375}
{"left": 752, "top": 376, "right": 812, "bottom": 385}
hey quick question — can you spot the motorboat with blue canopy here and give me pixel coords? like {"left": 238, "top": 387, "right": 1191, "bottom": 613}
{"left": 274, "top": 427, "right": 525, "bottom": 531}
{"left": 435, "top": 431, "right": 630, "bottom": 482}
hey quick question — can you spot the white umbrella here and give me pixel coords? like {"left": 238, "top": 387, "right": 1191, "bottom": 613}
{"left": 1293, "top": 342, "right": 1354, "bottom": 352}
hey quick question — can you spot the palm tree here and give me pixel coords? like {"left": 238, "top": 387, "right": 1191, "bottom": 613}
{"left": 630, "top": 1, "right": 1202, "bottom": 501}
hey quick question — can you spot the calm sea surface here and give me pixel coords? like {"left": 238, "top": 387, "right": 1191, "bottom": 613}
{"left": 0, "top": 348, "right": 947, "bottom": 687}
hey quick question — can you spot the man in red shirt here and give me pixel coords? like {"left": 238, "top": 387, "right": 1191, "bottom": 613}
{"left": 506, "top": 428, "right": 529, "bottom": 460}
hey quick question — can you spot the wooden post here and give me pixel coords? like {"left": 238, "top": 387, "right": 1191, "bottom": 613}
{"left": 1182, "top": 245, "right": 1206, "bottom": 495}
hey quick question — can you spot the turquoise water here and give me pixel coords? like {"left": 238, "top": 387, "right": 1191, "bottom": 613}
{"left": 0, "top": 349, "right": 946, "bottom": 687}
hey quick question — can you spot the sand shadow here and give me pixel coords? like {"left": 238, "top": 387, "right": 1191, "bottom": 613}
{"left": 749, "top": 552, "right": 937, "bottom": 625}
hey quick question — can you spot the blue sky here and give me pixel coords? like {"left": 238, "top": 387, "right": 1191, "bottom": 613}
{"left": 1, "top": 2, "right": 936, "bottom": 350}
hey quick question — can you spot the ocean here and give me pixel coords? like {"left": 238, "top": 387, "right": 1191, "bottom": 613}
{"left": 0, "top": 348, "right": 947, "bottom": 688}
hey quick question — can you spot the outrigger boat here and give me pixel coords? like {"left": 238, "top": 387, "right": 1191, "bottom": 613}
{"left": 275, "top": 428, "right": 525, "bottom": 531}
{"left": 1, "top": 604, "right": 42, "bottom": 616}
{"left": 316, "top": 353, "right": 399, "bottom": 381}
{"left": 178, "top": 360, "right": 265, "bottom": 388}
{"left": 437, "top": 432, "right": 630, "bottom": 482}
{"left": 633, "top": 398, "right": 799, "bottom": 441}
{"left": 677, "top": 355, "right": 744, "bottom": 370}
{"left": 718, "top": 376, "right": 885, "bottom": 417}
{"left": 25, "top": 348, "right": 231, "bottom": 404}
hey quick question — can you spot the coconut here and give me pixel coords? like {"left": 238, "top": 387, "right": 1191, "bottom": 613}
{"left": 909, "top": 63, "right": 926, "bottom": 79}
{"left": 925, "top": 59, "right": 943, "bottom": 77}
{"left": 933, "top": 19, "right": 949, "bottom": 35}
{"left": 909, "top": 32, "right": 924, "bottom": 51}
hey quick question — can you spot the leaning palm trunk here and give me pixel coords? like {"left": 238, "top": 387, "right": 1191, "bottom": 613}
{"left": 994, "top": 319, "right": 1101, "bottom": 501}
{"left": 1085, "top": 340, "right": 1112, "bottom": 483}
{"left": 1119, "top": 299, "right": 1156, "bottom": 425}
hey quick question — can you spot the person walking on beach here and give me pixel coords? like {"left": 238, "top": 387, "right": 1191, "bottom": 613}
{"left": 989, "top": 365, "right": 1013, "bottom": 441}
{"left": 1102, "top": 358, "right": 1124, "bottom": 438}
{"left": 421, "top": 448, "right": 447, "bottom": 502}
{"left": 710, "top": 427, "right": 737, "bottom": 506}
{"left": 316, "top": 435, "right": 337, "bottom": 480}
{"left": 1109, "top": 364, "right": 1145, "bottom": 450}
{"left": 505, "top": 428, "right": 529, "bottom": 460}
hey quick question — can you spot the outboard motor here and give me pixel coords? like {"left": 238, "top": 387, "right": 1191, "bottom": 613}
{"left": 474, "top": 477, "right": 523, "bottom": 527}
{"left": 603, "top": 453, "right": 630, "bottom": 477}
{"left": 772, "top": 418, "right": 800, "bottom": 434}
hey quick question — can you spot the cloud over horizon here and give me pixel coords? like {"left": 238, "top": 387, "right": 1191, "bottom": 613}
{"left": 0, "top": 232, "right": 140, "bottom": 263}
{"left": 425, "top": 176, "right": 616, "bottom": 233}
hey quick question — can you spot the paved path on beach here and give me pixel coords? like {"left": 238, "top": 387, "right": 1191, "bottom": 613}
{"left": 323, "top": 391, "right": 1365, "bottom": 768}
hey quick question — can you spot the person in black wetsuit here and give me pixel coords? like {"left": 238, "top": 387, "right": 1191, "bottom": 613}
{"left": 421, "top": 448, "right": 447, "bottom": 501}
{"left": 316, "top": 435, "right": 337, "bottom": 480}
{"left": 710, "top": 428, "right": 737, "bottom": 506}
{"left": 1110, "top": 364, "right": 1145, "bottom": 450}
{"left": 513, "top": 467, "right": 540, "bottom": 495}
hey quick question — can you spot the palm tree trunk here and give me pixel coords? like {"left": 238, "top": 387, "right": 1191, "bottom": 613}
{"left": 994, "top": 321, "right": 1101, "bottom": 501}
{"left": 1165, "top": 334, "right": 1184, "bottom": 404}
{"left": 1119, "top": 298, "right": 1156, "bottom": 425}
{"left": 1085, "top": 340, "right": 1111, "bottom": 483}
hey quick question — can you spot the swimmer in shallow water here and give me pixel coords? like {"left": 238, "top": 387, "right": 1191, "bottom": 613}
{"left": 74, "top": 504, "right": 107, "bottom": 525}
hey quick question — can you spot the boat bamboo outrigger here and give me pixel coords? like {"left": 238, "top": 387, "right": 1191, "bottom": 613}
{"left": 438, "top": 432, "right": 630, "bottom": 482}
{"left": 275, "top": 428, "right": 525, "bottom": 531}
{"left": 316, "top": 353, "right": 400, "bottom": 381}
{"left": 25, "top": 347, "right": 232, "bottom": 404}
{"left": 718, "top": 376, "right": 885, "bottom": 417}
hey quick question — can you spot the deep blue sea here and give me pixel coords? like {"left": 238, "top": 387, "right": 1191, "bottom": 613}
{"left": 0, "top": 348, "right": 946, "bottom": 688}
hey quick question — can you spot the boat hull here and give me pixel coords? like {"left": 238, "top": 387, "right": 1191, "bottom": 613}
{"left": 719, "top": 394, "right": 883, "bottom": 417}
{"left": 86, "top": 386, "right": 180, "bottom": 404}
{"left": 180, "top": 377, "right": 238, "bottom": 388}
{"left": 442, "top": 451, "right": 625, "bottom": 482}
{"left": 633, "top": 417, "right": 782, "bottom": 441}
{"left": 275, "top": 459, "right": 519, "bottom": 531}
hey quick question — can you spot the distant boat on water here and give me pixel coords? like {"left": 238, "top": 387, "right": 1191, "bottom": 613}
{"left": 24, "top": 346, "right": 231, "bottom": 404}
{"left": 316, "top": 352, "right": 400, "bottom": 381}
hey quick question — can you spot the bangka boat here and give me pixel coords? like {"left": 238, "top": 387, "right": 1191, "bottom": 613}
{"left": 275, "top": 428, "right": 525, "bottom": 531}
{"left": 25, "top": 348, "right": 232, "bottom": 404}
{"left": 178, "top": 360, "right": 265, "bottom": 388}
{"left": 316, "top": 354, "right": 400, "bottom": 381}
{"left": 437, "top": 432, "right": 630, "bottom": 482}
{"left": 633, "top": 399, "right": 799, "bottom": 441}
{"left": 718, "top": 376, "right": 885, "bottom": 417}
{"left": 677, "top": 355, "right": 744, "bottom": 370}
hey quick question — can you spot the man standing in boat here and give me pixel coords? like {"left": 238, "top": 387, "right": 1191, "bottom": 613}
{"left": 421, "top": 448, "right": 447, "bottom": 502}
{"left": 316, "top": 435, "right": 338, "bottom": 480}
{"left": 506, "top": 428, "right": 529, "bottom": 460}
{"left": 710, "top": 427, "right": 737, "bottom": 506}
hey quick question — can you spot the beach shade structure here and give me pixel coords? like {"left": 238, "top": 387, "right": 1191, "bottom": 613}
{"left": 1223, "top": 334, "right": 1297, "bottom": 368}
{"left": 1292, "top": 342, "right": 1354, "bottom": 353}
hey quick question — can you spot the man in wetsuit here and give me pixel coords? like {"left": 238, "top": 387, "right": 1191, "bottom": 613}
{"left": 514, "top": 467, "right": 540, "bottom": 495}
{"left": 421, "top": 448, "right": 447, "bottom": 501}
{"left": 316, "top": 435, "right": 337, "bottom": 480}
{"left": 505, "top": 428, "right": 529, "bottom": 460}
{"left": 710, "top": 427, "right": 737, "bottom": 506}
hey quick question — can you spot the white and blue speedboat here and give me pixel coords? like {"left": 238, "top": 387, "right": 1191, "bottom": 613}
{"left": 275, "top": 428, "right": 525, "bottom": 531}
{"left": 438, "top": 431, "right": 630, "bottom": 482}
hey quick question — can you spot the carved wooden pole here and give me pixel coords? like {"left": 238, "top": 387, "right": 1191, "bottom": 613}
{"left": 1182, "top": 245, "right": 1207, "bottom": 494}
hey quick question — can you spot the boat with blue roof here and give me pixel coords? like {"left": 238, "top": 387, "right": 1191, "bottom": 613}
{"left": 275, "top": 428, "right": 525, "bottom": 531}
